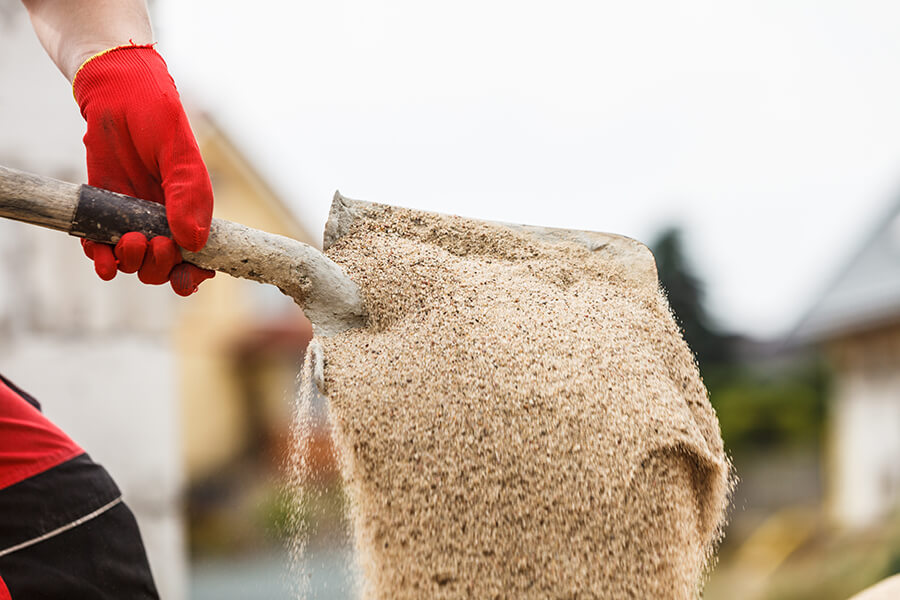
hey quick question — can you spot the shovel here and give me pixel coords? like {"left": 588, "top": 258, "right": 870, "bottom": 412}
{"left": 0, "top": 164, "right": 729, "bottom": 598}
{"left": 0, "top": 164, "right": 368, "bottom": 335}
{"left": 0, "top": 164, "right": 657, "bottom": 334}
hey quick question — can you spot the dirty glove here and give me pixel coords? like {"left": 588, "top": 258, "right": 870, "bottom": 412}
{"left": 73, "top": 44, "right": 215, "bottom": 296}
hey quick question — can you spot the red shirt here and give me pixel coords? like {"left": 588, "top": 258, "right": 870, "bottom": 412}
{"left": 0, "top": 378, "right": 82, "bottom": 489}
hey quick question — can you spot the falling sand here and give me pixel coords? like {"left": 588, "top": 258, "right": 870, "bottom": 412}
{"left": 292, "top": 204, "right": 731, "bottom": 599}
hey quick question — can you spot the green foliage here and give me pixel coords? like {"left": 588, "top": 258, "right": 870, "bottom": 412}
{"left": 704, "top": 362, "right": 828, "bottom": 455}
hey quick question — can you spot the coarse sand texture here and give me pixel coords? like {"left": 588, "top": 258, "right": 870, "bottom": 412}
{"left": 303, "top": 202, "right": 731, "bottom": 599}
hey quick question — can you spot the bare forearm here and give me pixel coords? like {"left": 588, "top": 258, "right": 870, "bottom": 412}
{"left": 21, "top": 0, "right": 152, "bottom": 81}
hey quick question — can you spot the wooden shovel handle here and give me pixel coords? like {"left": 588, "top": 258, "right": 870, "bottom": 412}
{"left": 0, "top": 165, "right": 366, "bottom": 335}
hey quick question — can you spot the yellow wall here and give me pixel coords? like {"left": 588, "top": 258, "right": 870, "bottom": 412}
{"left": 175, "top": 116, "right": 314, "bottom": 481}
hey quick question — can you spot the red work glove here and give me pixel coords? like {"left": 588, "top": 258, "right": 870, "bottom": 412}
{"left": 73, "top": 44, "right": 215, "bottom": 296}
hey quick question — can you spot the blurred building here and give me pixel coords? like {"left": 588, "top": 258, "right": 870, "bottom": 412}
{"left": 180, "top": 117, "right": 314, "bottom": 484}
{"left": 0, "top": 3, "right": 314, "bottom": 597}
{"left": 796, "top": 202, "right": 900, "bottom": 528}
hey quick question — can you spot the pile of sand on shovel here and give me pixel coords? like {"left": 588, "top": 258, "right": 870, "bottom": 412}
{"left": 300, "top": 203, "right": 731, "bottom": 599}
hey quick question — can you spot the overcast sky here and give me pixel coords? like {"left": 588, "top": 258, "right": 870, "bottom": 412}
{"left": 155, "top": 0, "right": 900, "bottom": 338}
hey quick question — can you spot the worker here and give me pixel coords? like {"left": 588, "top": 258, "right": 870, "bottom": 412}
{"left": 0, "top": 1, "right": 213, "bottom": 597}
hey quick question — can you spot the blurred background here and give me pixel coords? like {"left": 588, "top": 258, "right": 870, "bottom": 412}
{"left": 3, "top": 1, "right": 900, "bottom": 598}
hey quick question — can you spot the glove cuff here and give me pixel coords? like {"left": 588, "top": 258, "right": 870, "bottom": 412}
{"left": 72, "top": 43, "right": 165, "bottom": 112}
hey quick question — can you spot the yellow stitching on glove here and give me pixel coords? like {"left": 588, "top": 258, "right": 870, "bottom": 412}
{"left": 71, "top": 41, "right": 157, "bottom": 101}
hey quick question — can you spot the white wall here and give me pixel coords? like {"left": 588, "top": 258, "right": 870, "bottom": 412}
{"left": 0, "top": 1, "right": 86, "bottom": 178}
{"left": 830, "top": 367, "right": 900, "bottom": 528}
{"left": 0, "top": 3, "right": 188, "bottom": 597}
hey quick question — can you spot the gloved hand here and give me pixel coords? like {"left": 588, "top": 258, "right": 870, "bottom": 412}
{"left": 73, "top": 44, "right": 215, "bottom": 296}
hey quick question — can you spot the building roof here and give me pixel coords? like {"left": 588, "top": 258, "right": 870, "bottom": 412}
{"left": 794, "top": 198, "right": 900, "bottom": 342}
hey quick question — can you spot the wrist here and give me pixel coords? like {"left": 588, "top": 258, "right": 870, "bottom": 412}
{"left": 67, "top": 39, "right": 153, "bottom": 83}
